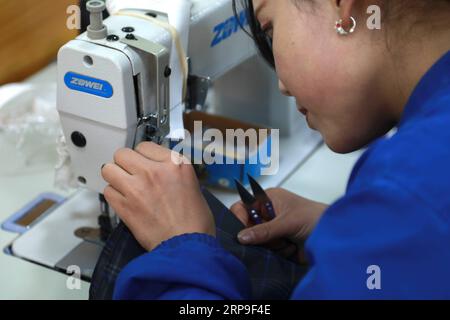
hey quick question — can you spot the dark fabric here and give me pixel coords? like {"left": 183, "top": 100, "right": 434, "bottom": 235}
{"left": 89, "top": 188, "right": 307, "bottom": 300}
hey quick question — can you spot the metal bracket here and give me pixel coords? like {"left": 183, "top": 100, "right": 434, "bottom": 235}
{"left": 121, "top": 34, "right": 170, "bottom": 143}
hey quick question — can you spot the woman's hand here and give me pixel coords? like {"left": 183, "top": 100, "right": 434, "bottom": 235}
{"left": 101, "top": 142, "right": 215, "bottom": 251}
{"left": 230, "top": 188, "right": 327, "bottom": 262}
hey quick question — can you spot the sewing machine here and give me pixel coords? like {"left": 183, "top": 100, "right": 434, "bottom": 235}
{"left": 6, "top": 0, "right": 321, "bottom": 279}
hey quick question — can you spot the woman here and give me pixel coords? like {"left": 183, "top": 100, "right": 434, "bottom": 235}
{"left": 101, "top": 0, "right": 450, "bottom": 299}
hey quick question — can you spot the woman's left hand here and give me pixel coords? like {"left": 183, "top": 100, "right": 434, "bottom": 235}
{"left": 101, "top": 142, "right": 215, "bottom": 251}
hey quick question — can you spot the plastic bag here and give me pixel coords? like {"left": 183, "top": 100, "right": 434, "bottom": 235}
{"left": 0, "top": 83, "right": 61, "bottom": 176}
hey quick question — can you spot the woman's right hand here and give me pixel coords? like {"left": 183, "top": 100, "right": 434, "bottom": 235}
{"left": 230, "top": 188, "right": 327, "bottom": 263}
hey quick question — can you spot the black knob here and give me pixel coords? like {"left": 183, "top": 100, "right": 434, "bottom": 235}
{"left": 106, "top": 34, "right": 119, "bottom": 41}
{"left": 122, "top": 26, "right": 135, "bottom": 33}
{"left": 164, "top": 66, "right": 172, "bottom": 78}
{"left": 125, "top": 33, "right": 137, "bottom": 40}
{"left": 71, "top": 131, "right": 87, "bottom": 148}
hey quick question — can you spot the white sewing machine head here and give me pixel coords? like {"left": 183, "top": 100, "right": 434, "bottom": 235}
{"left": 57, "top": 0, "right": 305, "bottom": 194}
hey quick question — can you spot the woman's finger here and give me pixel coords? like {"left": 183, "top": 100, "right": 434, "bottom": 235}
{"left": 135, "top": 141, "right": 173, "bottom": 163}
{"left": 237, "top": 218, "right": 287, "bottom": 245}
{"left": 230, "top": 201, "right": 251, "bottom": 226}
{"left": 101, "top": 163, "right": 132, "bottom": 196}
{"left": 103, "top": 185, "right": 127, "bottom": 215}
{"left": 113, "top": 148, "right": 151, "bottom": 175}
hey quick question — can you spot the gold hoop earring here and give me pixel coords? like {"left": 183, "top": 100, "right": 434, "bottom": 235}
{"left": 335, "top": 16, "right": 357, "bottom": 35}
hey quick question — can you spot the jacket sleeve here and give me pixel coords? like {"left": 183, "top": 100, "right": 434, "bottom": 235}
{"left": 113, "top": 233, "right": 252, "bottom": 300}
{"left": 291, "top": 178, "right": 450, "bottom": 299}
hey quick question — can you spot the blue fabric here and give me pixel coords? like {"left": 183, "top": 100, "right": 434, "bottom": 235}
{"left": 114, "top": 51, "right": 450, "bottom": 300}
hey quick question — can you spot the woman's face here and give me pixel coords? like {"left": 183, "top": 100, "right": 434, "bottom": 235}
{"left": 254, "top": 0, "right": 397, "bottom": 153}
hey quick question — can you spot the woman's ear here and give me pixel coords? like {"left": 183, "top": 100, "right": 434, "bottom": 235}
{"left": 335, "top": 0, "right": 356, "bottom": 30}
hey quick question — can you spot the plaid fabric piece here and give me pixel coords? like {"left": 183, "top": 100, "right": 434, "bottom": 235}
{"left": 89, "top": 188, "right": 308, "bottom": 300}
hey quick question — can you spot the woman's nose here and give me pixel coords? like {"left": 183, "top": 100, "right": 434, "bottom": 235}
{"left": 278, "top": 80, "right": 291, "bottom": 96}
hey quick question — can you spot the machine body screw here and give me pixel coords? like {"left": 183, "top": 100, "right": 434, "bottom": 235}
{"left": 122, "top": 27, "right": 135, "bottom": 33}
{"left": 106, "top": 34, "right": 119, "bottom": 41}
{"left": 164, "top": 66, "right": 172, "bottom": 78}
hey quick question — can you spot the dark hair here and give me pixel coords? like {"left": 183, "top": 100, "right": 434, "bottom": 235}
{"left": 234, "top": 0, "right": 450, "bottom": 69}
{"left": 233, "top": 0, "right": 275, "bottom": 68}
